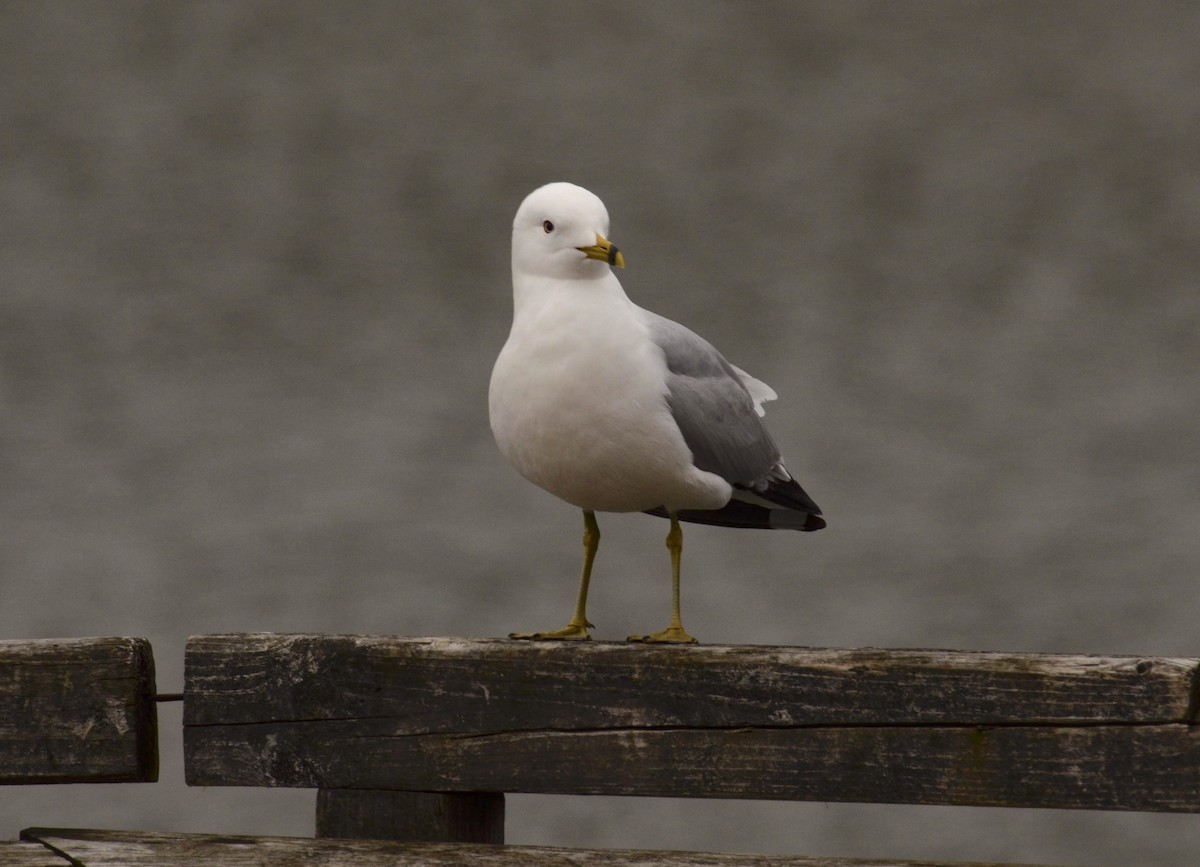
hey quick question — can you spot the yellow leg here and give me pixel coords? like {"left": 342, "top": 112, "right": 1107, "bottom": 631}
{"left": 628, "top": 512, "right": 698, "bottom": 644}
{"left": 510, "top": 510, "right": 598, "bottom": 641}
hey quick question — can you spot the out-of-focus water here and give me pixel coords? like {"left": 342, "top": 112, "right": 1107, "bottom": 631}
{"left": 2, "top": 3, "right": 1198, "bottom": 864}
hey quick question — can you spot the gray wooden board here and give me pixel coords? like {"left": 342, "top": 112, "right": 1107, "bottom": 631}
{"left": 0, "top": 637, "right": 158, "bottom": 783}
{"left": 183, "top": 634, "right": 1200, "bottom": 810}
{"left": 17, "top": 829, "right": 1060, "bottom": 867}
{"left": 184, "top": 635, "right": 1200, "bottom": 730}
{"left": 0, "top": 840, "right": 68, "bottom": 866}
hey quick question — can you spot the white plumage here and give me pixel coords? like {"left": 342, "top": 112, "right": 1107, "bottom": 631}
{"left": 490, "top": 182, "right": 824, "bottom": 643}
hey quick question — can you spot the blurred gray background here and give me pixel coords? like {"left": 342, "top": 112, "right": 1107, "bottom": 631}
{"left": 2, "top": 1, "right": 1198, "bottom": 864}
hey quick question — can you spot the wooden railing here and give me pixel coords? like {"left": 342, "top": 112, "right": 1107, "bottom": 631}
{"left": 4, "top": 634, "right": 1200, "bottom": 865}
{"left": 0, "top": 637, "right": 157, "bottom": 786}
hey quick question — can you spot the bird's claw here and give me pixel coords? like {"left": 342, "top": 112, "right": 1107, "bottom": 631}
{"left": 509, "top": 623, "right": 592, "bottom": 641}
{"left": 627, "top": 626, "right": 698, "bottom": 644}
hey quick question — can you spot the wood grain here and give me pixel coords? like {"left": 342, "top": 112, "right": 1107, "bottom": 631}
{"left": 188, "top": 719, "right": 1200, "bottom": 811}
{"left": 183, "top": 635, "right": 1199, "bottom": 729}
{"left": 18, "top": 828, "right": 1051, "bottom": 867}
{"left": 0, "top": 840, "right": 68, "bottom": 866}
{"left": 0, "top": 637, "right": 158, "bottom": 784}
{"left": 183, "top": 634, "right": 1200, "bottom": 811}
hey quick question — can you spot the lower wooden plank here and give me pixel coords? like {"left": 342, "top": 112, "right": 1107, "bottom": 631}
{"left": 186, "top": 721, "right": 1200, "bottom": 812}
{"left": 0, "top": 840, "right": 69, "bottom": 866}
{"left": 0, "top": 637, "right": 158, "bottom": 784}
{"left": 17, "top": 829, "right": 1057, "bottom": 867}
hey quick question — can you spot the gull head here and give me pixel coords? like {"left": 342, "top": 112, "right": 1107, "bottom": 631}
{"left": 512, "top": 182, "right": 625, "bottom": 281}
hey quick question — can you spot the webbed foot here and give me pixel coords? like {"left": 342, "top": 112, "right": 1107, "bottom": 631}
{"left": 510, "top": 621, "right": 593, "bottom": 641}
{"left": 627, "top": 625, "right": 698, "bottom": 644}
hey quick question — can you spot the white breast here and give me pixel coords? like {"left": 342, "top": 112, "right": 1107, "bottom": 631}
{"left": 489, "top": 277, "right": 731, "bottom": 513}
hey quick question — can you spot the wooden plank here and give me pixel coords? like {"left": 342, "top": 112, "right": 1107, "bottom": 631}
{"left": 183, "top": 634, "right": 1200, "bottom": 810}
{"left": 184, "top": 635, "right": 1199, "bottom": 729}
{"left": 17, "top": 828, "right": 1055, "bottom": 867}
{"left": 0, "top": 637, "right": 158, "bottom": 784}
{"left": 188, "top": 719, "right": 1200, "bottom": 812}
{"left": 0, "top": 840, "right": 69, "bottom": 866}
{"left": 315, "top": 790, "right": 504, "bottom": 843}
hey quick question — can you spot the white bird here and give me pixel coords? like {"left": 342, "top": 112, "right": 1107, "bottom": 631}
{"left": 489, "top": 182, "right": 824, "bottom": 643}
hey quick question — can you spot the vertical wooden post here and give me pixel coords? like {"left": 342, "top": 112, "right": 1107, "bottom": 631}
{"left": 315, "top": 789, "right": 504, "bottom": 843}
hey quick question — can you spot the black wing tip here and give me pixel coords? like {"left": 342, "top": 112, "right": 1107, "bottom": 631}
{"left": 801, "top": 513, "right": 827, "bottom": 532}
{"left": 732, "top": 477, "right": 823, "bottom": 517}
{"left": 644, "top": 503, "right": 827, "bottom": 532}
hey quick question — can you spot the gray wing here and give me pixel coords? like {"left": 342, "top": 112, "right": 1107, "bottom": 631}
{"left": 644, "top": 311, "right": 781, "bottom": 487}
{"left": 644, "top": 311, "right": 824, "bottom": 527}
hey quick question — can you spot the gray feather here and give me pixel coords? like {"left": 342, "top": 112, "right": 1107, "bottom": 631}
{"left": 644, "top": 312, "right": 781, "bottom": 487}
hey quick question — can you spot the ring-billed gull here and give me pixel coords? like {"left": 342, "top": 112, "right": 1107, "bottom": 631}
{"left": 490, "top": 182, "right": 825, "bottom": 644}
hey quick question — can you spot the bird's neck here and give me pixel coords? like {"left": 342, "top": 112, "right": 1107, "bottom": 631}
{"left": 510, "top": 270, "right": 630, "bottom": 316}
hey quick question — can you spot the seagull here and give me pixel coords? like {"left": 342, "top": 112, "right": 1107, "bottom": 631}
{"left": 489, "top": 182, "right": 824, "bottom": 644}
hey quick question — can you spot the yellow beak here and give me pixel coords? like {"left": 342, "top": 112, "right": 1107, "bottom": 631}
{"left": 577, "top": 234, "right": 625, "bottom": 269}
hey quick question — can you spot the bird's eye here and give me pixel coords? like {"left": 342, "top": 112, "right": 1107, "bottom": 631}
{"left": 543, "top": 220, "right": 554, "bottom": 233}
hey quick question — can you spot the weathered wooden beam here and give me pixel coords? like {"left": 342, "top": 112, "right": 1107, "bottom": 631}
{"left": 184, "top": 635, "right": 1198, "bottom": 728}
{"left": 315, "top": 790, "right": 504, "bottom": 843}
{"left": 183, "top": 634, "right": 1200, "bottom": 811}
{"left": 17, "top": 828, "right": 1054, "bottom": 867}
{"left": 190, "top": 719, "right": 1200, "bottom": 811}
{"left": 0, "top": 637, "right": 158, "bottom": 784}
{"left": 0, "top": 838, "right": 69, "bottom": 866}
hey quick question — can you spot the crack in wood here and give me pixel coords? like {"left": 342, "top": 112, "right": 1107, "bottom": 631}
{"left": 186, "top": 717, "right": 1193, "bottom": 737}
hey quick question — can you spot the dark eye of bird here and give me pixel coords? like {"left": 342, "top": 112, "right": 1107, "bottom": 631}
{"left": 543, "top": 220, "right": 554, "bottom": 233}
